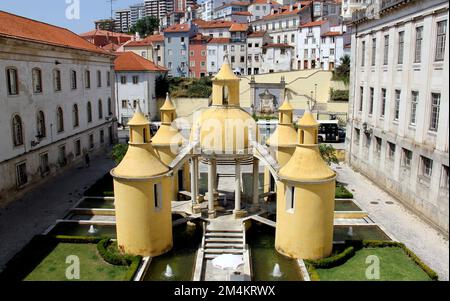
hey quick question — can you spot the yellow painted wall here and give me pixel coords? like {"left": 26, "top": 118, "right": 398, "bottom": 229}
{"left": 154, "top": 146, "right": 179, "bottom": 201}
{"left": 114, "top": 177, "right": 173, "bottom": 257}
{"left": 275, "top": 180, "right": 335, "bottom": 260}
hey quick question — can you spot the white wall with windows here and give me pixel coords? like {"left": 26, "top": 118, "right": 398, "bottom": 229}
{"left": 0, "top": 38, "right": 117, "bottom": 204}
{"left": 347, "top": 0, "right": 449, "bottom": 233}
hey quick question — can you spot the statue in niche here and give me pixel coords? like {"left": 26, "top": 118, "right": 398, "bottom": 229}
{"left": 258, "top": 89, "right": 277, "bottom": 115}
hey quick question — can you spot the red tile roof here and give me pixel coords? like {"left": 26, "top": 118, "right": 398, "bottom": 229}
{"left": 102, "top": 43, "right": 120, "bottom": 52}
{"left": 263, "top": 43, "right": 294, "bottom": 48}
{"left": 198, "top": 20, "right": 234, "bottom": 29}
{"left": 252, "top": 0, "right": 280, "bottom": 4}
{"left": 80, "top": 29, "right": 133, "bottom": 38}
{"left": 232, "top": 11, "right": 252, "bottom": 16}
{"left": 248, "top": 31, "right": 267, "bottom": 38}
{"left": 229, "top": 23, "right": 249, "bottom": 32}
{"left": 114, "top": 52, "right": 167, "bottom": 72}
{"left": 125, "top": 34, "right": 164, "bottom": 47}
{"left": 321, "top": 31, "right": 343, "bottom": 37}
{"left": 0, "top": 11, "right": 109, "bottom": 55}
{"left": 208, "top": 38, "right": 231, "bottom": 44}
{"left": 164, "top": 23, "right": 191, "bottom": 33}
{"left": 300, "top": 20, "right": 328, "bottom": 28}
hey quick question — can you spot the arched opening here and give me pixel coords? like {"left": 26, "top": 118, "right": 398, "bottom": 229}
{"left": 56, "top": 107, "right": 64, "bottom": 133}
{"left": 37, "top": 111, "right": 46, "bottom": 138}
{"left": 12, "top": 114, "right": 24, "bottom": 146}
{"left": 73, "top": 104, "right": 79, "bottom": 128}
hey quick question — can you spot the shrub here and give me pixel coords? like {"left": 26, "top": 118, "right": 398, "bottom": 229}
{"left": 319, "top": 144, "right": 339, "bottom": 166}
{"left": 306, "top": 246, "right": 355, "bottom": 269}
{"left": 335, "top": 184, "right": 354, "bottom": 198}
{"left": 330, "top": 88, "right": 349, "bottom": 102}
{"left": 112, "top": 144, "right": 128, "bottom": 165}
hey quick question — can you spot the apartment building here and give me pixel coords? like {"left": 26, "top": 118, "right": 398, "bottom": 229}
{"left": 164, "top": 23, "right": 197, "bottom": 77}
{"left": 247, "top": 31, "right": 271, "bottom": 75}
{"left": 115, "top": 8, "right": 132, "bottom": 32}
{"left": 347, "top": 0, "right": 449, "bottom": 233}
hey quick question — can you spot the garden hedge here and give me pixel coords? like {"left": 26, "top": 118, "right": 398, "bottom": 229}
{"left": 305, "top": 240, "right": 439, "bottom": 281}
{"left": 97, "top": 238, "right": 142, "bottom": 281}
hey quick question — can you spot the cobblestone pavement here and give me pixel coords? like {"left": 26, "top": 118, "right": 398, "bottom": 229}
{"left": 336, "top": 163, "right": 449, "bottom": 281}
{"left": 0, "top": 149, "right": 115, "bottom": 273}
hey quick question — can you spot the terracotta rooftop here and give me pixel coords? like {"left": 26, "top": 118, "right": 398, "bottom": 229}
{"left": 114, "top": 52, "right": 167, "bottom": 72}
{"left": 208, "top": 38, "right": 231, "bottom": 44}
{"left": 102, "top": 43, "right": 120, "bottom": 52}
{"left": 229, "top": 23, "right": 249, "bottom": 31}
{"left": 80, "top": 29, "right": 134, "bottom": 38}
{"left": 164, "top": 23, "right": 191, "bottom": 33}
{"left": 125, "top": 34, "right": 164, "bottom": 47}
{"left": 198, "top": 20, "right": 234, "bottom": 29}
{"left": 300, "top": 20, "right": 328, "bottom": 28}
{"left": 0, "top": 10, "right": 109, "bottom": 55}
{"left": 248, "top": 31, "right": 267, "bottom": 38}
{"left": 321, "top": 31, "right": 343, "bottom": 37}
{"left": 263, "top": 43, "right": 294, "bottom": 48}
{"left": 232, "top": 11, "right": 252, "bottom": 16}
{"left": 252, "top": 0, "right": 280, "bottom": 4}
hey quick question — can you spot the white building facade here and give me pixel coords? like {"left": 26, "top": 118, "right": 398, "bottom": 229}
{"left": 261, "top": 43, "right": 294, "bottom": 73}
{"left": 0, "top": 12, "right": 117, "bottom": 205}
{"left": 346, "top": 0, "right": 449, "bottom": 233}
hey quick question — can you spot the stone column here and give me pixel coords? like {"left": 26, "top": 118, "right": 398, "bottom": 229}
{"left": 208, "top": 158, "right": 216, "bottom": 219}
{"left": 233, "top": 158, "right": 246, "bottom": 218}
{"left": 191, "top": 156, "right": 200, "bottom": 213}
{"left": 250, "top": 157, "right": 260, "bottom": 212}
{"left": 211, "top": 158, "right": 219, "bottom": 206}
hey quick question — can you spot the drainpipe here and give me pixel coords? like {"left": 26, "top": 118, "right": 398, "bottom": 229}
{"left": 348, "top": 22, "right": 358, "bottom": 166}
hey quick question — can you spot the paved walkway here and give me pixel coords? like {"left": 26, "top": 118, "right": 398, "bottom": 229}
{"left": 336, "top": 163, "right": 449, "bottom": 281}
{"left": 0, "top": 150, "right": 115, "bottom": 273}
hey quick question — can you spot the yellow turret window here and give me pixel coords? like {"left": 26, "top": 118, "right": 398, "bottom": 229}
{"left": 222, "top": 86, "right": 229, "bottom": 105}
{"left": 154, "top": 182, "right": 162, "bottom": 211}
{"left": 285, "top": 186, "right": 295, "bottom": 212}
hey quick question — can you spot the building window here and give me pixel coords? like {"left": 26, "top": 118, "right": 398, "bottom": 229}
{"left": 371, "top": 38, "right": 376, "bottom": 66}
{"left": 72, "top": 104, "right": 79, "bottom": 128}
{"left": 285, "top": 186, "right": 295, "bottom": 212}
{"left": 387, "top": 142, "right": 396, "bottom": 160}
{"left": 414, "top": 26, "right": 423, "bottom": 63}
{"left": 12, "top": 114, "right": 24, "bottom": 146}
{"left": 364, "top": 133, "right": 371, "bottom": 148}
{"left": 74, "top": 139, "right": 81, "bottom": 157}
{"left": 359, "top": 87, "right": 364, "bottom": 112}
{"left": 375, "top": 136, "right": 382, "bottom": 154}
{"left": 361, "top": 41, "right": 365, "bottom": 67}
{"left": 435, "top": 20, "right": 447, "bottom": 62}
{"left": 32, "top": 68, "right": 43, "bottom": 93}
{"left": 40, "top": 153, "right": 50, "bottom": 176}
{"left": 394, "top": 90, "right": 401, "bottom": 121}
{"left": 397, "top": 31, "right": 404, "bottom": 64}
{"left": 56, "top": 107, "right": 64, "bottom": 133}
{"left": 107, "top": 71, "right": 111, "bottom": 87}
{"left": 330, "top": 48, "right": 335, "bottom": 56}
{"left": 132, "top": 75, "right": 139, "bottom": 84}
{"left": 85, "top": 70, "right": 91, "bottom": 88}
{"left": 121, "top": 100, "right": 128, "bottom": 109}
{"left": 97, "top": 70, "right": 102, "bottom": 87}
{"left": 36, "top": 111, "right": 46, "bottom": 138}
{"left": 58, "top": 145, "right": 66, "bottom": 167}
{"left": 108, "top": 98, "right": 112, "bottom": 116}
{"left": 369, "top": 87, "right": 374, "bottom": 115}
{"left": 420, "top": 156, "right": 433, "bottom": 178}
{"left": 402, "top": 148, "right": 412, "bottom": 168}
{"left": 410, "top": 91, "right": 419, "bottom": 125}
{"left": 441, "top": 165, "right": 449, "bottom": 190}
{"left": 53, "top": 69, "right": 61, "bottom": 92}
{"left": 6, "top": 67, "right": 19, "bottom": 95}
{"left": 120, "top": 76, "right": 127, "bottom": 84}
{"left": 87, "top": 101, "right": 92, "bottom": 123}
{"left": 354, "top": 128, "right": 360, "bottom": 145}
{"left": 383, "top": 35, "right": 389, "bottom": 65}
{"left": 98, "top": 99, "right": 103, "bottom": 119}
{"left": 71, "top": 70, "right": 77, "bottom": 90}
{"left": 380, "top": 88, "right": 386, "bottom": 117}
{"left": 429, "top": 93, "right": 441, "bottom": 131}
{"left": 16, "top": 162, "right": 28, "bottom": 187}
{"left": 89, "top": 134, "right": 94, "bottom": 149}
{"left": 190, "top": 61, "right": 195, "bottom": 67}
{"left": 154, "top": 182, "right": 162, "bottom": 210}
{"left": 100, "top": 129, "right": 105, "bottom": 144}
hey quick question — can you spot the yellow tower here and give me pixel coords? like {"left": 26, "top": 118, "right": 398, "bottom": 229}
{"left": 111, "top": 106, "right": 173, "bottom": 257}
{"left": 152, "top": 93, "right": 188, "bottom": 200}
{"left": 264, "top": 97, "right": 298, "bottom": 194}
{"left": 275, "top": 107, "right": 336, "bottom": 260}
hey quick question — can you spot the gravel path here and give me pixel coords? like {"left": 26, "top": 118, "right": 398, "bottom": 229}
{"left": 0, "top": 150, "right": 114, "bottom": 273}
{"left": 336, "top": 163, "right": 449, "bottom": 281}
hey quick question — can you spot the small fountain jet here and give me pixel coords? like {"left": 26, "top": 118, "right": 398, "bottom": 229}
{"left": 164, "top": 264, "right": 174, "bottom": 278}
{"left": 88, "top": 225, "right": 98, "bottom": 235}
{"left": 272, "top": 263, "right": 282, "bottom": 278}
{"left": 347, "top": 226, "right": 354, "bottom": 237}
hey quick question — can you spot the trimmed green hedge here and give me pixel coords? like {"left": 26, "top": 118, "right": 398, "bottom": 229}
{"left": 335, "top": 184, "right": 354, "bottom": 199}
{"left": 305, "top": 240, "right": 438, "bottom": 281}
{"left": 330, "top": 88, "right": 349, "bottom": 102}
{"left": 97, "top": 238, "right": 142, "bottom": 281}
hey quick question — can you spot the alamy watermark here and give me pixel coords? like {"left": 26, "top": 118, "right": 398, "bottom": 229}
{"left": 365, "top": 255, "right": 380, "bottom": 280}
{"left": 65, "top": 0, "right": 80, "bottom": 20}
{"left": 65, "top": 255, "right": 80, "bottom": 280}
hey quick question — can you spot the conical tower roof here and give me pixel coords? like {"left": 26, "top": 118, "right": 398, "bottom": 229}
{"left": 127, "top": 104, "right": 149, "bottom": 126}
{"left": 278, "top": 97, "right": 294, "bottom": 111}
{"left": 213, "top": 54, "right": 239, "bottom": 81}
{"left": 160, "top": 93, "right": 176, "bottom": 111}
{"left": 298, "top": 106, "right": 318, "bottom": 127}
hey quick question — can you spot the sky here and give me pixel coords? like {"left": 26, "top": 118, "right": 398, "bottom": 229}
{"left": 0, "top": 0, "right": 141, "bottom": 34}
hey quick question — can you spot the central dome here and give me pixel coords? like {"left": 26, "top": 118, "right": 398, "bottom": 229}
{"left": 190, "top": 57, "right": 256, "bottom": 154}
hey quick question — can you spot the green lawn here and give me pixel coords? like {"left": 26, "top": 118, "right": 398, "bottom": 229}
{"left": 316, "top": 247, "right": 432, "bottom": 281}
{"left": 24, "top": 243, "right": 129, "bottom": 281}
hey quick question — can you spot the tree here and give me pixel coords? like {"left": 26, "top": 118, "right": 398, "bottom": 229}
{"left": 112, "top": 144, "right": 128, "bottom": 165}
{"left": 333, "top": 55, "right": 350, "bottom": 85}
{"left": 129, "top": 16, "right": 160, "bottom": 38}
{"left": 319, "top": 144, "right": 339, "bottom": 166}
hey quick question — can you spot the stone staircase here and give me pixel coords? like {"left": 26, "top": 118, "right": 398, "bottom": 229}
{"left": 203, "top": 228, "right": 245, "bottom": 260}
